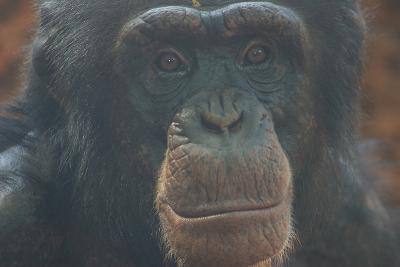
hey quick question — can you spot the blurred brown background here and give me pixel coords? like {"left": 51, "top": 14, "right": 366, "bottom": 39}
{"left": 362, "top": 0, "right": 400, "bottom": 205}
{"left": 0, "top": 0, "right": 399, "bottom": 204}
{"left": 0, "top": 0, "right": 35, "bottom": 101}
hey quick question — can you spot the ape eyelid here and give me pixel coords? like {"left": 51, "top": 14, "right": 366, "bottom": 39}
{"left": 152, "top": 48, "right": 191, "bottom": 75}
{"left": 237, "top": 40, "right": 273, "bottom": 67}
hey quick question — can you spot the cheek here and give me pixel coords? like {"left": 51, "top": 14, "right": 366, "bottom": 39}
{"left": 270, "top": 90, "right": 317, "bottom": 172}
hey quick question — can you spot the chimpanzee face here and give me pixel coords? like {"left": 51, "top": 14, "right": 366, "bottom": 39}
{"left": 113, "top": 2, "right": 312, "bottom": 267}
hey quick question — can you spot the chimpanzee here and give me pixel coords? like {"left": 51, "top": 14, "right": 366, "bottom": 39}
{"left": 0, "top": 0, "right": 398, "bottom": 267}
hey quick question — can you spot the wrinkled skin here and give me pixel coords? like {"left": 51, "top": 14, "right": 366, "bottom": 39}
{"left": 156, "top": 90, "right": 293, "bottom": 267}
{"left": 0, "top": 1, "right": 399, "bottom": 267}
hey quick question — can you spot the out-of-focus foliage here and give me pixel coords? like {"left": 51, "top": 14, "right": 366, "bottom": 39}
{"left": 362, "top": 0, "right": 400, "bottom": 206}
{"left": 0, "top": 0, "right": 35, "bottom": 103}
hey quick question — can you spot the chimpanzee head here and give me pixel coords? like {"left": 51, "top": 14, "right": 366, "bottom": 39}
{"left": 112, "top": 3, "right": 310, "bottom": 266}
{"left": 29, "top": 1, "right": 364, "bottom": 266}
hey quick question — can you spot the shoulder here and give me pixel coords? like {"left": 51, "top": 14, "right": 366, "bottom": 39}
{"left": 0, "top": 144, "right": 27, "bottom": 174}
{"left": 0, "top": 142, "right": 44, "bottom": 234}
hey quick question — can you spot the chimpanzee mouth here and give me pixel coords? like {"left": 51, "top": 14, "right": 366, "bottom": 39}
{"left": 161, "top": 198, "right": 286, "bottom": 221}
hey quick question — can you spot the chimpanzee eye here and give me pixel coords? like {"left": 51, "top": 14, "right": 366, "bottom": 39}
{"left": 246, "top": 46, "right": 268, "bottom": 65}
{"left": 158, "top": 52, "right": 181, "bottom": 72}
{"left": 239, "top": 41, "right": 272, "bottom": 67}
{"left": 155, "top": 49, "right": 188, "bottom": 74}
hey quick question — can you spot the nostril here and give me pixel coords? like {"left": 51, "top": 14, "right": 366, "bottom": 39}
{"left": 228, "top": 112, "right": 243, "bottom": 133}
{"left": 201, "top": 111, "right": 243, "bottom": 134}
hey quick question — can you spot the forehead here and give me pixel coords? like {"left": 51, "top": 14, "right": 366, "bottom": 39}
{"left": 115, "top": 1, "right": 305, "bottom": 52}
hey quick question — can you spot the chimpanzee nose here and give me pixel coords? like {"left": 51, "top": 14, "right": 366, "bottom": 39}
{"left": 201, "top": 92, "right": 242, "bottom": 134}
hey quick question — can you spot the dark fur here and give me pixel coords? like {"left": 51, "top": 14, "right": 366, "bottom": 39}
{"left": 0, "top": 0, "right": 398, "bottom": 266}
